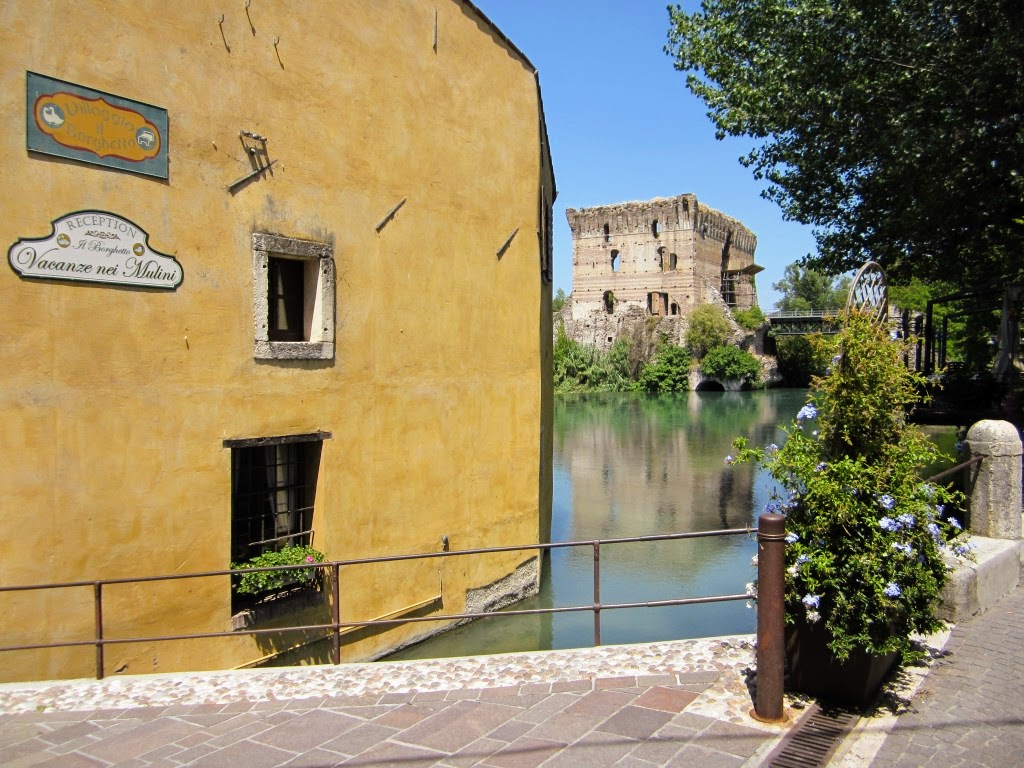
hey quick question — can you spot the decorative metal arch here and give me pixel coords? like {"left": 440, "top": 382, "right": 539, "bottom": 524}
{"left": 845, "top": 261, "right": 888, "bottom": 324}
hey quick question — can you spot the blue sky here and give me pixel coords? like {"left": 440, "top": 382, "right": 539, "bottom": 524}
{"left": 472, "top": 0, "right": 817, "bottom": 311}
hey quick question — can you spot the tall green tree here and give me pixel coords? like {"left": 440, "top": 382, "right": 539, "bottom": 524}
{"left": 667, "top": 1, "right": 1024, "bottom": 289}
{"left": 772, "top": 264, "right": 851, "bottom": 313}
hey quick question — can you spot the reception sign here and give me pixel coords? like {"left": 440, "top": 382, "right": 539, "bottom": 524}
{"left": 27, "top": 72, "right": 168, "bottom": 179}
{"left": 8, "top": 211, "right": 183, "bottom": 290}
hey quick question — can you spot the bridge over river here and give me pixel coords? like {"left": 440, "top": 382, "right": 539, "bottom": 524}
{"left": 764, "top": 309, "right": 840, "bottom": 335}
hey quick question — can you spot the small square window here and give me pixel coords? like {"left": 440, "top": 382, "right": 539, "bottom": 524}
{"left": 253, "top": 233, "right": 335, "bottom": 360}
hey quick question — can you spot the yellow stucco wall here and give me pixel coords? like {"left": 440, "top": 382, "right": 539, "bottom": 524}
{"left": 0, "top": 0, "right": 553, "bottom": 681}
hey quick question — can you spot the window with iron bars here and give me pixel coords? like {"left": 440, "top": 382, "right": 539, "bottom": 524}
{"left": 227, "top": 434, "right": 327, "bottom": 566}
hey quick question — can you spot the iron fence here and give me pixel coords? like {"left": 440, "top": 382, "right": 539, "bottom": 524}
{"left": 0, "top": 527, "right": 762, "bottom": 683}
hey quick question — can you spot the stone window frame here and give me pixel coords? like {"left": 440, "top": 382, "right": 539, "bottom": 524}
{"left": 252, "top": 233, "right": 335, "bottom": 360}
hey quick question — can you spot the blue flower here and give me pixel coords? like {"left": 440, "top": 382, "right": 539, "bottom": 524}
{"left": 883, "top": 582, "right": 902, "bottom": 598}
{"left": 878, "top": 494, "right": 896, "bottom": 511}
{"left": 926, "top": 522, "right": 942, "bottom": 542}
{"left": 949, "top": 518, "right": 962, "bottom": 531}
{"left": 898, "top": 513, "right": 916, "bottom": 528}
{"left": 796, "top": 405, "right": 818, "bottom": 421}
{"left": 724, "top": 455, "right": 734, "bottom": 465}
{"left": 785, "top": 532, "right": 799, "bottom": 544}
{"left": 796, "top": 554, "right": 811, "bottom": 565}
{"left": 953, "top": 542, "right": 975, "bottom": 557}
{"left": 891, "top": 542, "right": 914, "bottom": 557}
{"left": 801, "top": 593, "right": 821, "bottom": 609}
{"left": 766, "top": 443, "right": 779, "bottom": 453}
{"left": 879, "top": 516, "right": 899, "bottom": 532}
{"left": 935, "top": 504, "right": 945, "bottom": 515}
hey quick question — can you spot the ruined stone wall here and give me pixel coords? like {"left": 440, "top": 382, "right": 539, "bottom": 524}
{"left": 565, "top": 194, "right": 761, "bottom": 336}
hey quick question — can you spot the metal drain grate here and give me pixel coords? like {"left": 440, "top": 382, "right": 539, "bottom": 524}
{"left": 764, "top": 703, "right": 860, "bottom": 767}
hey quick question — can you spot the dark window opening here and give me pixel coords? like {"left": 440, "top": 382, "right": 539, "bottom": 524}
{"left": 611, "top": 250, "right": 620, "bottom": 272}
{"left": 603, "top": 290, "right": 616, "bottom": 314}
{"left": 670, "top": 253, "right": 678, "bottom": 270}
{"left": 647, "top": 291, "right": 668, "bottom": 316}
{"left": 268, "top": 257, "right": 305, "bottom": 341}
{"left": 721, "top": 270, "right": 739, "bottom": 308}
{"left": 652, "top": 219, "right": 660, "bottom": 238}
{"left": 670, "top": 302, "right": 679, "bottom": 316}
{"left": 603, "top": 223, "right": 610, "bottom": 243}
{"left": 231, "top": 441, "right": 321, "bottom": 565}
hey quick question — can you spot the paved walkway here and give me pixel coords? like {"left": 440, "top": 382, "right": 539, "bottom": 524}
{"left": 7, "top": 587, "right": 1022, "bottom": 767}
{"left": 861, "top": 585, "right": 1024, "bottom": 768}
{"left": 0, "top": 636, "right": 793, "bottom": 767}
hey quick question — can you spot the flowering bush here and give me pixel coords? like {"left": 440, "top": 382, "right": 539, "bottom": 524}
{"left": 730, "top": 312, "right": 972, "bottom": 663}
{"left": 231, "top": 545, "right": 326, "bottom": 595}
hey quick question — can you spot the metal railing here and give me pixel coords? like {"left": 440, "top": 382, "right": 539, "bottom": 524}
{"left": 0, "top": 527, "right": 766, "bottom": 680}
{"left": 764, "top": 309, "right": 836, "bottom": 319}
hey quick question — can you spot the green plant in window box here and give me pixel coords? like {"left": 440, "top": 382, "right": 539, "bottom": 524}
{"left": 231, "top": 545, "right": 326, "bottom": 595}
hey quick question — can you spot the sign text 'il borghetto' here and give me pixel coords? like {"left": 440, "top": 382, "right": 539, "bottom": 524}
{"left": 7, "top": 211, "right": 183, "bottom": 289}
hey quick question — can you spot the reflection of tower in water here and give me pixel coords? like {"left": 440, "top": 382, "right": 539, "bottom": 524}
{"left": 560, "top": 393, "right": 787, "bottom": 539}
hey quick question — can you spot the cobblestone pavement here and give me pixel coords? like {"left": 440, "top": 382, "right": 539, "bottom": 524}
{"left": 0, "top": 636, "right": 796, "bottom": 767}
{"left": 861, "top": 586, "right": 1024, "bottom": 768}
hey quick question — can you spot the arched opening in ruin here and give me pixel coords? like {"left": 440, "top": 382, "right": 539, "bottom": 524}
{"left": 603, "top": 223, "right": 610, "bottom": 243}
{"left": 652, "top": 219, "right": 661, "bottom": 238}
{"left": 669, "top": 252, "right": 678, "bottom": 270}
{"left": 695, "top": 379, "right": 725, "bottom": 392}
{"left": 611, "top": 250, "right": 620, "bottom": 272}
{"left": 603, "top": 290, "right": 616, "bottom": 314}
{"left": 658, "top": 247, "right": 667, "bottom": 272}
{"left": 670, "top": 302, "right": 679, "bottom": 316}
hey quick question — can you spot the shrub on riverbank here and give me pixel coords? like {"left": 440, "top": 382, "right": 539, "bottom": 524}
{"left": 686, "top": 305, "right": 732, "bottom": 358}
{"left": 553, "top": 324, "right": 633, "bottom": 393}
{"left": 637, "top": 345, "right": 692, "bottom": 393}
{"left": 701, "top": 345, "right": 761, "bottom": 385}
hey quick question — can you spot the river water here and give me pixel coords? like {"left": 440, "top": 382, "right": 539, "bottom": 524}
{"left": 387, "top": 388, "right": 811, "bottom": 661}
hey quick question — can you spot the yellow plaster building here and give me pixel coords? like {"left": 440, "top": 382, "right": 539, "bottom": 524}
{"left": 0, "top": 1, "right": 554, "bottom": 682}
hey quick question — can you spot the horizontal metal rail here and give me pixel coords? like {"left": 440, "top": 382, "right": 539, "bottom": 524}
{"left": 765, "top": 309, "right": 836, "bottom": 319}
{"left": 0, "top": 527, "right": 757, "bottom": 679}
{"left": 925, "top": 455, "right": 982, "bottom": 484}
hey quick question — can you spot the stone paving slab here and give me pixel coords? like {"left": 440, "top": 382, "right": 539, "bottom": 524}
{"left": 861, "top": 586, "right": 1024, "bottom": 768}
{"left": 0, "top": 636, "right": 797, "bottom": 767}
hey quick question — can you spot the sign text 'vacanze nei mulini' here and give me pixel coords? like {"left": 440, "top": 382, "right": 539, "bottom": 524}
{"left": 7, "top": 211, "right": 183, "bottom": 289}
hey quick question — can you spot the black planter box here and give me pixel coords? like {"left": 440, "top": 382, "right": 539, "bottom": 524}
{"left": 785, "top": 619, "right": 899, "bottom": 706}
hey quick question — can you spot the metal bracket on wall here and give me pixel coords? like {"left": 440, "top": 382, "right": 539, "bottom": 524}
{"left": 375, "top": 197, "right": 408, "bottom": 233}
{"left": 496, "top": 228, "right": 519, "bottom": 259}
{"left": 228, "top": 130, "right": 276, "bottom": 192}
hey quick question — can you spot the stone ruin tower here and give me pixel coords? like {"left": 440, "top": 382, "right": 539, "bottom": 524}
{"left": 563, "top": 194, "right": 762, "bottom": 349}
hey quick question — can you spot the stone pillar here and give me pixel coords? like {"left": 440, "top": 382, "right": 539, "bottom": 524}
{"left": 966, "top": 420, "right": 1023, "bottom": 539}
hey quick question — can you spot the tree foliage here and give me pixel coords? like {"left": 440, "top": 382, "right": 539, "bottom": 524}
{"left": 638, "top": 344, "right": 693, "bottom": 393}
{"left": 685, "top": 304, "right": 732, "bottom": 357}
{"left": 552, "top": 288, "right": 568, "bottom": 313}
{"left": 701, "top": 344, "right": 762, "bottom": 382}
{"left": 774, "top": 334, "right": 835, "bottom": 386}
{"left": 667, "top": 1, "right": 1024, "bottom": 289}
{"left": 772, "top": 264, "right": 851, "bottom": 313}
{"left": 732, "top": 305, "right": 766, "bottom": 330}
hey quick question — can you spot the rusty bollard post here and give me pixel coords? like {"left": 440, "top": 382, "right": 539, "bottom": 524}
{"left": 752, "top": 512, "right": 787, "bottom": 722}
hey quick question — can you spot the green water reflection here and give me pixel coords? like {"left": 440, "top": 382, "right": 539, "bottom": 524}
{"left": 387, "top": 388, "right": 812, "bottom": 660}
